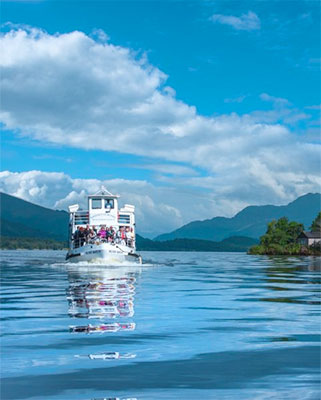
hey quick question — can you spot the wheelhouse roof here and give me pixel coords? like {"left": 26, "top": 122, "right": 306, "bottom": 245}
{"left": 88, "top": 186, "right": 120, "bottom": 199}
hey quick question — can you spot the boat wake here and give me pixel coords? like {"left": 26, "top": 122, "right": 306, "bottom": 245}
{"left": 52, "top": 258, "right": 153, "bottom": 268}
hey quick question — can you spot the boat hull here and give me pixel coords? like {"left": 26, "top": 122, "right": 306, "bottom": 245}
{"left": 66, "top": 243, "right": 142, "bottom": 264}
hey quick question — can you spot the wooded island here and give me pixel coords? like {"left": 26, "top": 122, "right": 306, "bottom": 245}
{"left": 248, "top": 212, "right": 321, "bottom": 256}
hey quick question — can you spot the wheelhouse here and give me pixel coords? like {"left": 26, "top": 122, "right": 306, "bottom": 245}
{"left": 68, "top": 187, "right": 136, "bottom": 249}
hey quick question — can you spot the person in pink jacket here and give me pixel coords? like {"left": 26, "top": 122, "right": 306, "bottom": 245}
{"left": 98, "top": 226, "right": 107, "bottom": 240}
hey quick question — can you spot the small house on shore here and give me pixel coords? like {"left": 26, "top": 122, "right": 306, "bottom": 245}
{"left": 298, "top": 231, "right": 321, "bottom": 246}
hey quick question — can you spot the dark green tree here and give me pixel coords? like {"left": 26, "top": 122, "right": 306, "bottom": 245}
{"left": 260, "top": 217, "right": 303, "bottom": 246}
{"left": 310, "top": 212, "right": 321, "bottom": 232}
{"left": 249, "top": 217, "right": 304, "bottom": 255}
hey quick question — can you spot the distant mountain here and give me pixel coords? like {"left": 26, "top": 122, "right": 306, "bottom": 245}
{"left": 0, "top": 192, "right": 257, "bottom": 252}
{"left": 155, "top": 193, "right": 321, "bottom": 242}
{"left": 136, "top": 234, "right": 257, "bottom": 252}
{"left": 2, "top": 192, "right": 318, "bottom": 252}
{"left": 0, "top": 192, "right": 69, "bottom": 241}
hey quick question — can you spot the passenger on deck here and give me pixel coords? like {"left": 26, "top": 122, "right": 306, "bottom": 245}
{"left": 116, "top": 228, "right": 121, "bottom": 244}
{"left": 88, "top": 229, "right": 96, "bottom": 242}
{"left": 111, "top": 226, "right": 116, "bottom": 241}
{"left": 125, "top": 227, "right": 132, "bottom": 247}
{"left": 73, "top": 227, "right": 81, "bottom": 248}
{"left": 120, "top": 227, "right": 127, "bottom": 245}
{"left": 98, "top": 226, "right": 107, "bottom": 241}
{"left": 79, "top": 227, "right": 86, "bottom": 246}
{"left": 74, "top": 224, "right": 135, "bottom": 248}
{"left": 107, "top": 226, "right": 115, "bottom": 243}
{"left": 84, "top": 224, "right": 91, "bottom": 243}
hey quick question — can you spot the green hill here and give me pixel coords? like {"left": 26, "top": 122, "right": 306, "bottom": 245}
{"left": 155, "top": 193, "right": 321, "bottom": 242}
{"left": 1, "top": 191, "right": 317, "bottom": 252}
{"left": 0, "top": 192, "right": 69, "bottom": 241}
{"left": 136, "top": 234, "right": 257, "bottom": 252}
{"left": 0, "top": 192, "right": 256, "bottom": 251}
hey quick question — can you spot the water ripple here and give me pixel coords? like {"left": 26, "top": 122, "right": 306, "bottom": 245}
{"left": 1, "top": 250, "right": 320, "bottom": 400}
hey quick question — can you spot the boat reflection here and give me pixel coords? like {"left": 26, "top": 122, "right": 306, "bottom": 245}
{"left": 67, "top": 280, "right": 135, "bottom": 320}
{"left": 75, "top": 351, "right": 136, "bottom": 360}
{"left": 91, "top": 398, "right": 137, "bottom": 400}
{"left": 66, "top": 264, "right": 141, "bottom": 334}
{"left": 88, "top": 352, "right": 136, "bottom": 360}
{"left": 70, "top": 322, "right": 136, "bottom": 333}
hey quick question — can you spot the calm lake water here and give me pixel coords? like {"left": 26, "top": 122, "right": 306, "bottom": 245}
{"left": 1, "top": 250, "right": 320, "bottom": 400}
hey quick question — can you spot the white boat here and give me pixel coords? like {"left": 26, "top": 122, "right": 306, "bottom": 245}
{"left": 66, "top": 187, "right": 142, "bottom": 264}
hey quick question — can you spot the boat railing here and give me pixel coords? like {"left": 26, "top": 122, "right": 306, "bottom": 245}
{"left": 74, "top": 211, "right": 89, "bottom": 225}
{"left": 74, "top": 212, "right": 130, "bottom": 225}
{"left": 118, "top": 213, "right": 131, "bottom": 225}
{"left": 71, "top": 235, "right": 135, "bottom": 249}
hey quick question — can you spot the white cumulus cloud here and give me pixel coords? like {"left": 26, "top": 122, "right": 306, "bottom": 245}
{"left": 1, "top": 169, "right": 320, "bottom": 238}
{"left": 0, "top": 26, "right": 320, "bottom": 231}
{"left": 0, "top": 170, "right": 232, "bottom": 237}
{"left": 210, "top": 11, "right": 261, "bottom": 31}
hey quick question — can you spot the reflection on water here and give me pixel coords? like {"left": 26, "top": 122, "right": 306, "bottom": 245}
{"left": 70, "top": 322, "right": 136, "bottom": 334}
{"left": 75, "top": 351, "right": 136, "bottom": 360}
{"left": 1, "top": 251, "right": 320, "bottom": 400}
{"left": 66, "top": 265, "right": 141, "bottom": 361}
{"left": 260, "top": 257, "right": 321, "bottom": 305}
{"left": 264, "top": 255, "right": 321, "bottom": 272}
{"left": 88, "top": 352, "right": 136, "bottom": 360}
{"left": 91, "top": 398, "right": 137, "bottom": 400}
{"left": 67, "top": 280, "right": 135, "bottom": 320}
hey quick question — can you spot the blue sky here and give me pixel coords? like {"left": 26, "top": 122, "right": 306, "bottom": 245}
{"left": 1, "top": 1, "right": 320, "bottom": 237}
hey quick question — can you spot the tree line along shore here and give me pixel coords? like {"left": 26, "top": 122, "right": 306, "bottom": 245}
{"left": 0, "top": 236, "right": 67, "bottom": 250}
{"left": 1, "top": 212, "right": 320, "bottom": 255}
{"left": 1, "top": 192, "right": 320, "bottom": 254}
{"left": 248, "top": 212, "right": 321, "bottom": 256}
{"left": 0, "top": 235, "right": 257, "bottom": 252}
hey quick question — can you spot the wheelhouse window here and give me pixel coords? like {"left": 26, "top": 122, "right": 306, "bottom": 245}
{"left": 91, "top": 198, "right": 102, "bottom": 209}
{"left": 105, "top": 199, "right": 114, "bottom": 209}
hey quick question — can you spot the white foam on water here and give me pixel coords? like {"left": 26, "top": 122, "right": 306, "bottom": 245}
{"left": 51, "top": 258, "right": 154, "bottom": 268}
{"left": 46, "top": 258, "right": 155, "bottom": 281}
